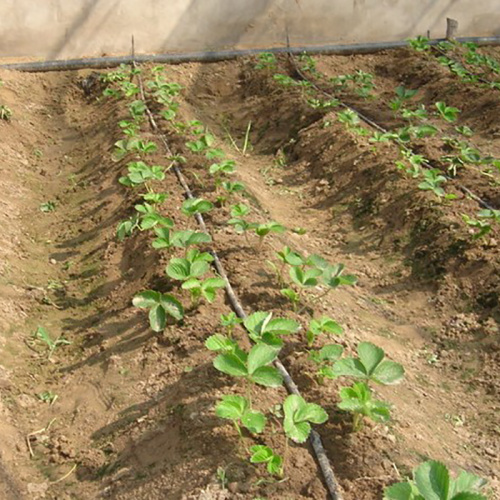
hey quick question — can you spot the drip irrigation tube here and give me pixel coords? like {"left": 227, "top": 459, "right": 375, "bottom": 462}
{"left": 288, "top": 53, "right": 498, "bottom": 212}
{"left": 134, "top": 66, "right": 344, "bottom": 500}
{"left": 2, "top": 36, "right": 500, "bottom": 73}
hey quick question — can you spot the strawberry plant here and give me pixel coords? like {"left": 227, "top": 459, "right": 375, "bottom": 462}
{"left": 216, "top": 395, "right": 266, "bottom": 435}
{"left": 306, "top": 316, "right": 343, "bottom": 347}
{"left": 338, "top": 381, "right": 391, "bottom": 431}
{"left": 249, "top": 445, "right": 283, "bottom": 477}
{"left": 436, "top": 101, "right": 460, "bottom": 123}
{"left": 133, "top": 291, "right": 184, "bottom": 331}
{"left": 255, "top": 52, "right": 277, "bottom": 70}
{"left": 243, "top": 311, "right": 300, "bottom": 347}
{"left": 254, "top": 221, "right": 285, "bottom": 247}
{"left": 213, "top": 342, "right": 283, "bottom": 388}
{"left": 128, "top": 99, "right": 147, "bottom": 120}
{"left": 384, "top": 460, "right": 488, "bottom": 500}
{"left": 332, "top": 341, "right": 404, "bottom": 385}
{"left": 182, "top": 277, "right": 225, "bottom": 306}
{"left": 142, "top": 192, "right": 168, "bottom": 204}
{"left": 116, "top": 214, "right": 139, "bottom": 240}
{"left": 181, "top": 198, "right": 214, "bottom": 217}
{"left": 283, "top": 394, "right": 328, "bottom": 443}
{"left": 418, "top": 169, "right": 447, "bottom": 198}
{"left": 134, "top": 203, "right": 173, "bottom": 230}
{"left": 390, "top": 86, "right": 418, "bottom": 111}
{"left": 167, "top": 255, "right": 210, "bottom": 282}
{"left": 309, "top": 344, "right": 344, "bottom": 384}
{"left": 220, "top": 312, "right": 243, "bottom": 338}
{"left": 209, "top": 160, "right": 236, "bottom": 184}
{"left": 407, "top": 36, "right": 430, "bottom": 52}
{"left": 152, "top": 228, "right": 211, "bottom": 249}
{"left": 119, "top": 161, "right": 165, "bottom": 187}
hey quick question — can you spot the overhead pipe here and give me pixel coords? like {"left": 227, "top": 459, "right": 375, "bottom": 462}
{"left": 1, "top": 36, "right": 500, "bottom": 73}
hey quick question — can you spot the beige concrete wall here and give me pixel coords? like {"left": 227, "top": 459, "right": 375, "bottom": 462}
{"left": 1, "top": 0, "right": 499, "bottom": 59}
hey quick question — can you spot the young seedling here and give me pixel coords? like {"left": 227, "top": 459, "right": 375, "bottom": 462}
{"left": 436, "top": 101, "right": 460, "bottom": 123}
{"left": 166, "top": 255, "right": 211, "bottom": 283}
{"left": 37, "top": 390, "right": 58, "bottom": 405}
{"left": 116, "top": 214, "right": 140, "bottom": 241}
{"left": 283, "top": 394, "right": 328, "bottom": 443}
{"left": 249, "top": 445, "right": 283, "bottom": 478}
{"left": 181, "top": 197, "right": 214, "bottom": 217}
{"left": 384, "top": 460, "right": 488, "bottom": 500}
{"left": 152, "top": 228, "right": 211, "bottom": 249}
{"left": 312, "top": 263, "right": 357, "bottom": 304}
{"left": 463, "top": 209, "right": 500, "bottom": 239}
{"left": 141, "top": 192, "right": 168, "bottom": 204}
{"left": 182, "top": 277, "right": 226, "bottom": 306}
{"left": 134, "top": 203, "right": 173, "bottom": 230}
{"left": 255, "top": 52, "right": 277, "bottom": 70}
{"left": 306, "top": 316, "right": 343, "bottom": 347}
{"left": 40, "top": 201, "right": 56, "bottom": 212}
{"left": 128, "top": 100, "right": 147, "bottom": 120}
{"left": 332, "top": 341, "right": 405, "bottom": 385}
{"left": 209, "top": 160, "right": 236, "bottom": 185}
{"left": 220, "top": 312, "right": 243, "bottom": 338}
{"left": 213, "top": 342, "right": 283, "bottom": 388}
{"left": 216, "top": 395, "right": 266, "bottom": 436}
{"left": 132, "top": 291, "right": 184, "bottom": 331}
{"left": 254, "top": 221, "right": 285, "bottom": 248}
{"left": 418, "top": 169, "right": 447, "bottom": 198}
{"left": 455, "top": 125, "right": 474, "bottom": 137}
{"left": 390, "top": 85, "right": 418, "bottom": 111}
{"left": 33, "top": 327, "right": 71, "bottom": 360}
{"left": 119, "top": 161, "right": 165, "bottom": 187}
{"left": 243, "top": 311, "right": 300, "bottom": 347}
{"left": 309, "top": 344, "right": 344, "bottom": 384}
{"left": 407, "top": 35, "right": 430, "bottom": 52}
{"left": 186, "top": 132, "right": 215, "bottom": 153}
{"left": 338, "top": 381, "right": 391, "bottom": 431}
{"left": 0, "top": 105, "right": 12, "bottom": 121}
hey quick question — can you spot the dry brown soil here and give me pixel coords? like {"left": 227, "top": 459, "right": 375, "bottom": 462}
{"left": 0, "top": 47, "right": 498, "bottom": 500}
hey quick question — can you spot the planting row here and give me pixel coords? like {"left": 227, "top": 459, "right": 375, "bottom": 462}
{"left": 254, "top": 52, "right": 500, "bottom": 242}
{"left": 98, "top": 62, "right": 491, "bottom": 499}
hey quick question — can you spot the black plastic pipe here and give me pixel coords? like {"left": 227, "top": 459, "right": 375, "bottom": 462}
{"left": 2, "top": 36, "right": 500, "bottom": 73}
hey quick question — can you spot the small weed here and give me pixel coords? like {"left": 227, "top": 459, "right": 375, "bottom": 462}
{"left": 40, "top": 201, "right": 56, "bottom": 212}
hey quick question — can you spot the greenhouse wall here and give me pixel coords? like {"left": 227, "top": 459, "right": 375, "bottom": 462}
{"left": 1, "top": 0, "right": 499, "bottom": 59}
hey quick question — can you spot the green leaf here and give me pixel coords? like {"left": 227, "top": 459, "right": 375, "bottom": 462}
{"left": 295, "top": 402, "right": 328, "bottom": 424}
{"left": 166, "top": 259, "right": 190, "bottom": 280}
{"left": 242, "top": 410, "right": 266, "bottom": 434}
{"left": 414, "top": 461, "right": 450, "bottom": 500}
{"left": 452, "top": 471, "right": 488, "bottom": 496}
{"left": 132, "top": 290, "right": 160, "bottom": 308}
{"left": 205, "top": 334, "right": 236, "bottom": 353}
{"left": 332, "top": 358, "right": 367, "bottom": 378}
{"left": 450, "top": 494, "right": 486, "bottom": 500}
{"left": 251, "top": 366, "right": 283, "bottom": 387}
{"left": 358, "top": 342, "right": 385, "bottom": 374}
{"left": 373, "top": 360, "right": 405, "bottom": 385}
{"left": 283, "top": 394, "right": 327, "bottom": 443}
{"left": 216, "top": 395, "right": 248, "bottom": 420}
{"left": 148, "top": 304, "right": 166, "bottom": 332}
{"left": 247, "top": 343, "right": 279, "bottom": 374}
{"left": 384, "top": 481, "right": 415, "bottom": 500}
{"left": 250, "top": 445, "right": 273, "bottom": 463}
{"left": 318, "top": 344, "right": 344, "bottom": 362}
{"left": 213, "top": 353, "right": 248, "bottom": 378}
{"left": 159, "top": 294, "right": 184, "bottom": 321}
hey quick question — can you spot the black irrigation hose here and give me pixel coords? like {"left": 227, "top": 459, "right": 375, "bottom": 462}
{"left": 134, "top": 66, "right": 344, "bottom": 500}
{"left": 288, "top": 54, "right": 498, "bottom": 212}
{"left": 2, "top": 36, "right": 500, "bottom": 73}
